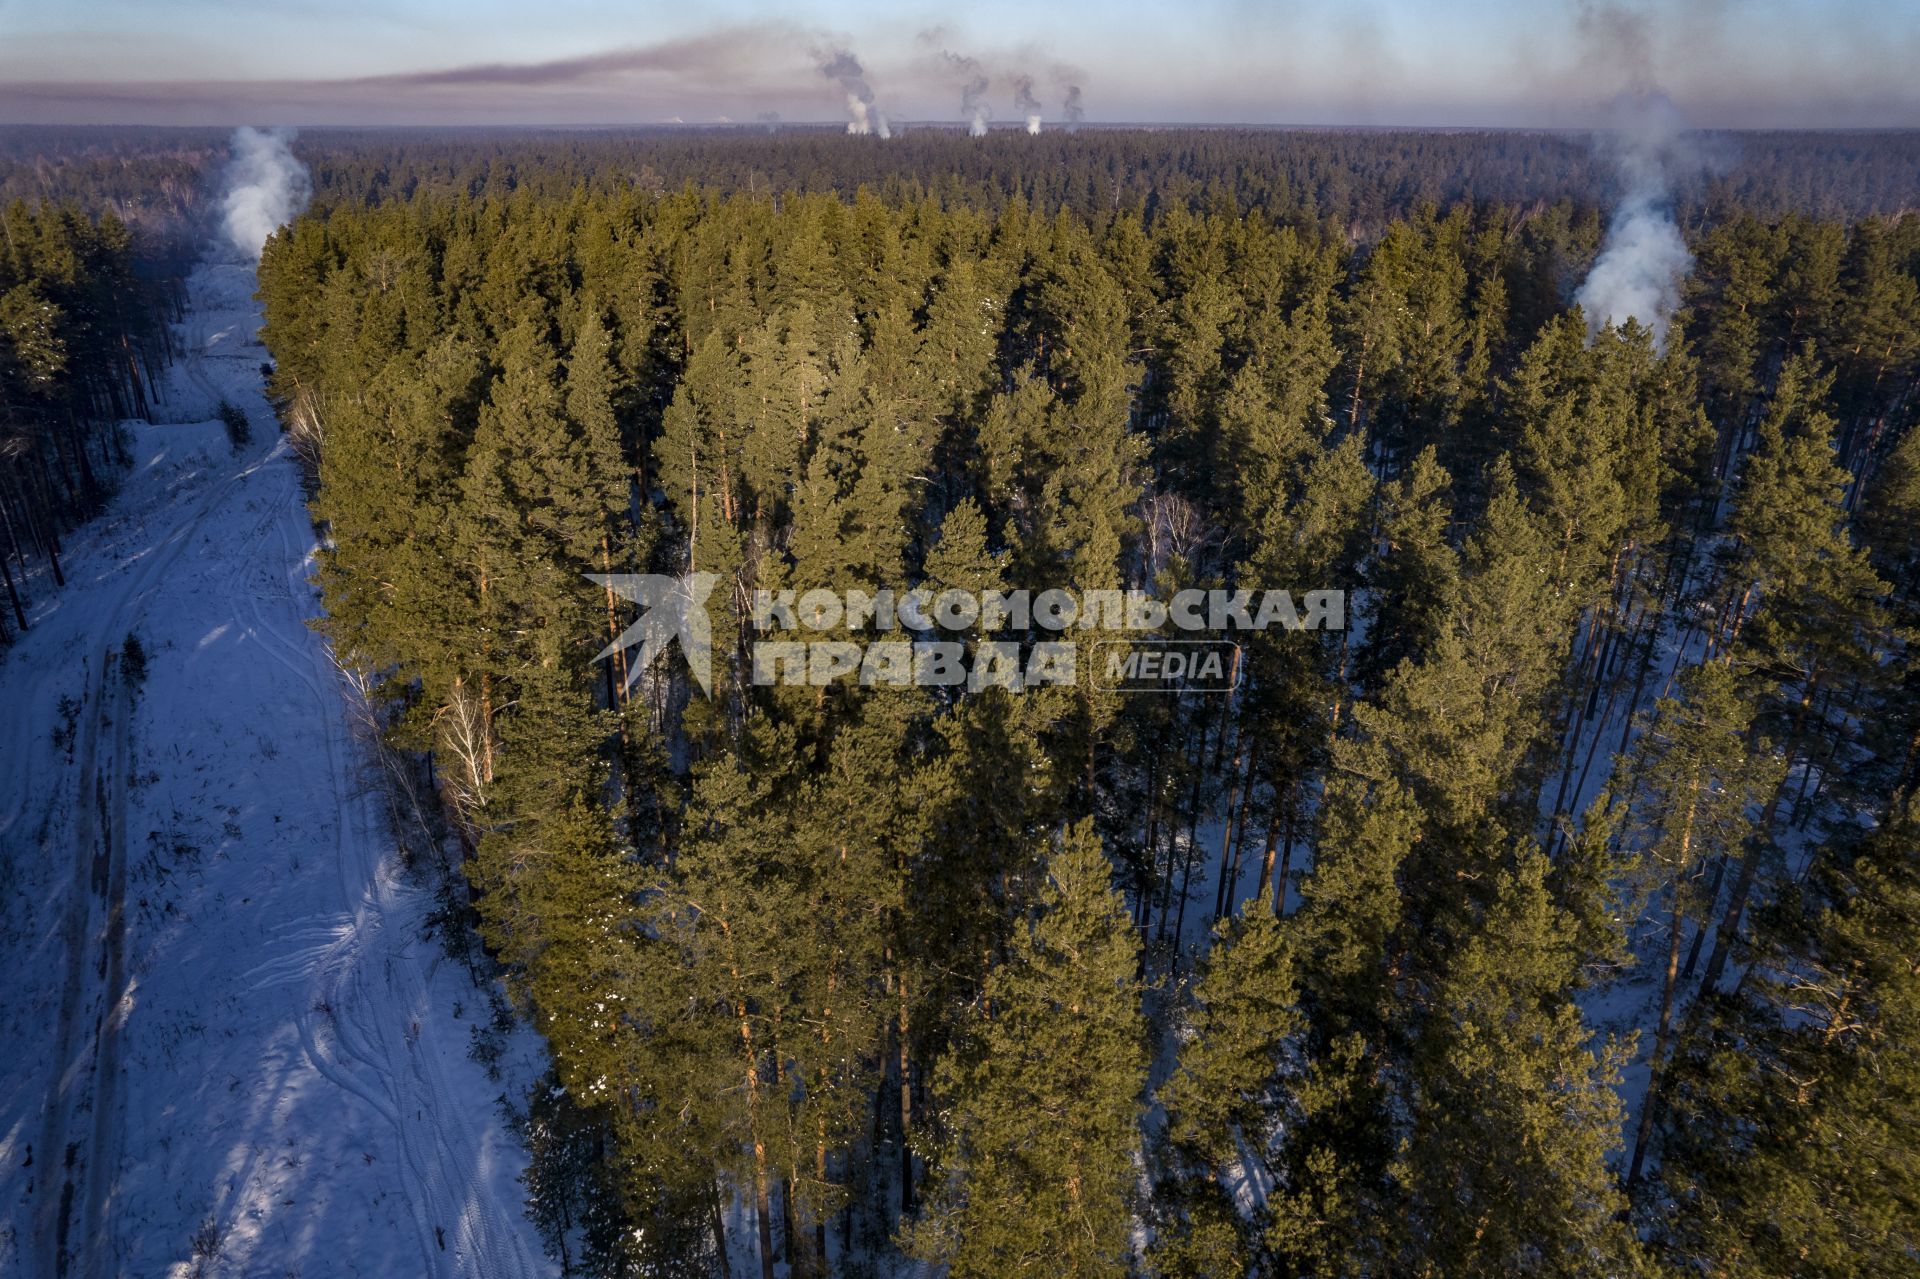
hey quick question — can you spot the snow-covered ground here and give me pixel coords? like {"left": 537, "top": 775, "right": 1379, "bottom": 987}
{"left": 0, "top": 260, "right": 553, "bottom": 1278}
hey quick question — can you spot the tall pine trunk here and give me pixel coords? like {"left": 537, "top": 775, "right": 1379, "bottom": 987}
{"left": 1628, "top": 781, "right": 1699, "bottom": 1186}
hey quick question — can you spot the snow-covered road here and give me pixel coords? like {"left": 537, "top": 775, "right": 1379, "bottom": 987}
{"left": 0, "top": 261, "right": 552, "bottom": 1278}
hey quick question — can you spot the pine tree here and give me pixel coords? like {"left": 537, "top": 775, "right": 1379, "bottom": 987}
{"left": 1696, "top": 352, "right": 1890, "bottom": 998}
{"left": 1270, "top": 772, "right": 1422, "bottom": 1276}
{"left": 515, "top": 796, "right": 641, "bottom": 1097}
{"left": 1152, "top": 908, "right": 1298, "bottom": 1277}
{"left": 1616, "top": 661, "right": 1783, "bottom": 1186}
{"left": 455, "top": 317, "right": 615, "bottom": 826}
{"left": 1857, "top": 419, "right": 1920, "bottom": 801}
{"left": 783, "top": 694, "right": 918, "bottom": 1264}
{"left": 520, "top": 1082, "right": 633, "bottom": 1278}
{"left": 1395, "top": 849, "right": 1645, "bottom": 1278}
{"left": 309, "top": 334, "right": 484, "bottom": 697}
{"left": 910, "top": 820, "right": 1146, "bottom": 1278}
{"left": 1687, "top": 215, "right": 1781, "bottom": 428}
{"left": 1653, "top": 793, "right": 1920, "bottom": 1277}
{"left": 1348, "top": 459, "right": 1568, "bottom": 858}
{"left": 1237, "top": 426, "right": 1374, "bottom": 912}
{"left": 1355, "top": 445, "right": 1460, "bottom": 692}
{"left": 634, "top": 717, "right": 808, "bottom": 1278}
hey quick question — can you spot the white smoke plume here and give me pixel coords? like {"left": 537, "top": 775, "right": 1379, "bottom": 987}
{"left": 221, "top": 127, "right": 311, "bottom": 262}
{"left": 1575, "top": 99, "right": 1692, "bottom": 346}
{"left": 1014, "top": 75, "right": 1042, "bottom": 133}
{"left": 959, "top": 62, "right": 991, "bottom": 135}
{"left": 1570, "top": 4, "right": 1692, "bottom": 347}
{"left": 819, "top": 48, "right": 889, "bottom": 137}
{"left": 1576, "top": 186, "right": 1691, "bottom": 346}
{"left": 922, "top": 44, "right": 993, "bottom": 136}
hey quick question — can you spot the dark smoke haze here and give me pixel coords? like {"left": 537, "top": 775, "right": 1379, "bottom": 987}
{"left": 0, "top": 6, "right": 1911, "bottom": 128}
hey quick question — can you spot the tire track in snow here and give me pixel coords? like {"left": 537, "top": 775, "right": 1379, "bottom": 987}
{"left": 77, "top": 666, "right": 132, "bottom": 1279}
{"left": 204, "top": 302, "right": 542, "bottom": 1279}
{"left": 32, "top": 424, "right": 279, "bottom": 1279}
{"left": 30, "top": 259, "right": 546, "bottom": 1278}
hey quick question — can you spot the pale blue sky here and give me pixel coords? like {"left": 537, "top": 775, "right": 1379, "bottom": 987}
{"left": 2, "top": 0, "right": 1916, "bottom": 127}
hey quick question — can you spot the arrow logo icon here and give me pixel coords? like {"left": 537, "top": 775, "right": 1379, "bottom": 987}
{"left": 587, "top": 572, "right": 721, "bottom": 696}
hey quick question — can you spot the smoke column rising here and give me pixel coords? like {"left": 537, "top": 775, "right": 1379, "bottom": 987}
{"left": 1575, "top": 186, "right": 1691, "bottom": 346}
{"left": 1060, "top": 82, "right": 1084, "bottom": 130}
{"left": 221, "top": 127, "right": 311, "bottom": 261}
{"left": 819, "top": 49, "right": 889, "bottom": 137}
{"left": 1014, "top": 75, "right": 1042, "bottom": 133}
{"left": 1570, "top": 3, "right": 1692, "bottom": 347}
{"left": 961, "top": 72, "right": 990, "bottom": 135}
{"left": 927, "top": 48, "right": 993, "bottom": 136}
{"left": 1573, "top": 102, "right": 1693, "bottom": 347}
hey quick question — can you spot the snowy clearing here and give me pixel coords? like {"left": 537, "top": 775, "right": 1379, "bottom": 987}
{"left": 0, "top": 260, "right": 552, "bottom": 1279}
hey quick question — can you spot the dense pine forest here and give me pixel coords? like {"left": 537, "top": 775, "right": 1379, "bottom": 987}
{"left": 10, "top": 123, "right": 1920, "bottom": 231}
{"left": 0, "top": 199, "right": 171, "bottom": 645}
{"left": 7, "top": 123, "right": 1918, "bottom": 1276}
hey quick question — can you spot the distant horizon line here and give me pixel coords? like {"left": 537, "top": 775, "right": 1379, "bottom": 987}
{"left": 6, "top": 119, "right": 1919, "bottom": 136}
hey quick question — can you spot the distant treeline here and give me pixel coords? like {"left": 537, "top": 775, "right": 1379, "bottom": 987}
{"left": 283, "top": 126, "right": 1920, "bottom": 231}
{"left": 5, "top": 125, "right": 1920, "bottom": 250}
{"left": 0, "top": 127, "right": 225, "bottom": 263}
